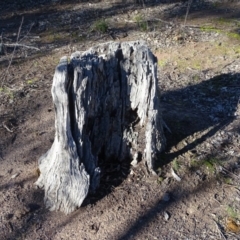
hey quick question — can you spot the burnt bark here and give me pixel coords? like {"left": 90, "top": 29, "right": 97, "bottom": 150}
{"left": 35, "top": 41, "right": 166, "bottom": 214}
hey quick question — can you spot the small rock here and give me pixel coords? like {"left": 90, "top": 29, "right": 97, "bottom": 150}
{"left": 164, "top": 211, "right": 170, "bottom": 221}
{"left": 162, "top": 192, "right": 170, "bottom": 202}
{"left": 23, "top": 205, "right": 31, "bottom": 213}
{"left": 11, "top": 173, "right": 19, "bottom": 179}
{"left": 14, "top": 209, "right": 24, "bottom": 219}
{"left": 38, "top": 21, "right": 47, "bottom": 32}
{"left": 171, "top": 168, "right": 181, "bottom": 182}
{"left": 28, "top": 203, "right": 41, "bottom": 212}
{"left": 4, "top": 213, "right": 13, "bottom": 220}
{"left": 235, "top": 196, "right": 240, "bottom": 202}
{"left": 131, "top": 156, "right": 138, "bottom": 167}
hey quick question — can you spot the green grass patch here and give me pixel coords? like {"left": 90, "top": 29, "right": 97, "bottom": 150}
{"left": 234, "top": 46, "right": 240, "bottom": 54}
{"left": 200, "top": 26, "right": 222, "bottom": 34}
{"left": 92, "top": 19, "right": 108, "bottom": 33}
{"left": 71, "top": 32, "right": 86, "bottom": 41}
{"left": 176, "top": 58, "right": 202, "bottom": 71}
{"left": 192, "top": 62, "right": 201, "bottom": 70}
{"left": 41, "top": 32, "right": 64, "bottom": 43}
{"left": 27, "top": 80, "right": 34, "bottom": 84}
{"left": 203, "top": 157, "right": 222, "bottom": 174}
{"left": 189, "top": 158, "right": 200, "bottom": 170}
{"left": 26, "top": 79, "right": 36, "bottom": 84}
{"left": 158, "top": 59, "right": 167, "bottom": 67}
{"left": 227, "top": 206, "right": 239, "bottom": 220}
{"left": 217, "top": 18, "right": 240, "bottom": 28}
{"left": 172, "top": 159, "right": 180, "bottom": 172}
{"left": 223, "top": 176, "right": 233, "bottom": 185}
{"left": 157, "top": 176, "right": 164, "bottom": 184}
{"left": 189, "top": 157, "right": 222, "bottom": 174}
{"left": 203, "top": 159, "right": 215, "bottom": 173}
{"left": 134, "top": 14, "right": 148, "bottom": 32}
{"left": 217, "top": 17, "right": 234, "bottom": 25}
{"left": 211, "top": 2, "right": 221, "bottom": 8}
{"left": 200, "top": 24, "right": 240, "bottom": 41}
{"left": 227, "top": 32, "right": 240, "bottom": 41}
{"left": 1, "top": 87, "right": 15, "bottom": 99}
{"left": 0, "top": 87, "right": 14, "bottom": 98}
{"left": 192, "top": 74, "right": 200, "bottom": 82}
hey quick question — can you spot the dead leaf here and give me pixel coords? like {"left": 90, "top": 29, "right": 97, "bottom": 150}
{"left": 226, "top": 218, "right": 240, "bottom": 234}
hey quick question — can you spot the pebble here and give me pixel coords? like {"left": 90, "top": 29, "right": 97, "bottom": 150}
{"left": 162, "top": 192, "right": 170, "bottom": 202}
{"left": 4, "top": 213, "right": 13, "bottom": 221}
{"left": 164, "top": 211, "right": 170, "bottom": 221}
{"left": 10, "top": 173, "right": 19, "bottom": 179}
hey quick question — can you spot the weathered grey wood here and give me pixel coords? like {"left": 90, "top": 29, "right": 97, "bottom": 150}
{"left": 35, "top": 41, "right": 166, "bottom": 214}
{"left": 35, "top": 57, "right": 90, "bottom": 214}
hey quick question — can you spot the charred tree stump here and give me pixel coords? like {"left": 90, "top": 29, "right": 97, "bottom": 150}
{"left": 35, "top": 41, "right": 166, "bottom": 214}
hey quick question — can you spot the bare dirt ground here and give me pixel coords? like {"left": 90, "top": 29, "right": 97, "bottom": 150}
{"left": 0, "top": 0, "right": 240, "bottom": 239}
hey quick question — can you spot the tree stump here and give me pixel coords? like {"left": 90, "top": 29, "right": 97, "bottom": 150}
{"left": 35, "top": 41, "right": 166, "bottom": 214}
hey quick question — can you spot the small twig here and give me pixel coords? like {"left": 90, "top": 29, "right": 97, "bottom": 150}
{"left": 183, "top": 0, "right": 193, "bottom": 27}
{"left": 213, "top": 219, "right": 227, "bottom": 240}
{"left": 162, "top": 120, "right": 172, "bottom": 133}
{"left": 221, "top": 166, "right": 240, "bottom": 180}
{"left": 125, "top": 16, "right": 172, "bottom": 26}
{"left": 1, "top": 17, "right": 24, "bottom": 88}
{"left": 181, "top": 24, "right": 200, "bottom": 28}
{"left": 155, "top": 18, "right": 173, "bottom": 25}
{"left": 212, "top": 195, "right": 221, "bottom": 205}
{"left": 3, "top": 43, "right": 40, "bottom": 51}
{"left": 2, "top": 122, "right": 13, "bottom": 133}
{"left": 19, "top": 22, "right": 35, "bottom": 43}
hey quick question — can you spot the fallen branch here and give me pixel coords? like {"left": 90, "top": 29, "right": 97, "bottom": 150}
{"left": 3, "top": 43, "right": 40, "bottom": 51}
{"left": 183, "top": 0, "right": 193, "bottom": 27}
{"left": 1, "top": 17, "right": 24, "bottom": 88}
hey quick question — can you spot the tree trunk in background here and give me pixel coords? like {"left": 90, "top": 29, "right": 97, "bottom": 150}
{"left": 35, "top": 41, "right": 166, "bottom": 214}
